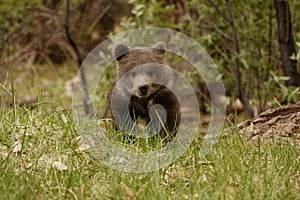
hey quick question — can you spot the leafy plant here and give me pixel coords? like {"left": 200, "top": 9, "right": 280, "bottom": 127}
{"left": 0, "top": 0, "right": 40, "bottom": 32}
{"left": 268, "top": 71, "right": 300, "bottom": 103}
{"left": 119, "top": 0, "right": 300, "bottom": 115}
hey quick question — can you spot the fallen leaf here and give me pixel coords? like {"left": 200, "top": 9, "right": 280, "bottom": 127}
{"left": 13, "top": 141, "right": 22, "bottom": 153}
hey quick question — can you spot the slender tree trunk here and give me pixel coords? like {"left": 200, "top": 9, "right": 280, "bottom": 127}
{"left": 207, "top": 0, "right": 254, "bottom": 118}
{"left": 65, "top": 0, "right": 93, "bottom": 115}
{"left": 225, "top": 0, "right": 254, "bottom": 118}
{"left": 274, "top": 0, "right": 300, "bottom": 87}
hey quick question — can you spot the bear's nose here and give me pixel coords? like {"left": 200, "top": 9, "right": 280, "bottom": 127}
{"left": 139, "top": 85, "right": 148, "bottom": 94}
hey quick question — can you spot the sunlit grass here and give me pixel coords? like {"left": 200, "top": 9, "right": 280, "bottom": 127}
{"left": 1, "top": 63, "right": 78, "bottom": 108}
{"left": 0, "top": 64, "right": 299, "bottom": 199}
{"left": 0, "top": 102, "right": 299, "bottom": 199}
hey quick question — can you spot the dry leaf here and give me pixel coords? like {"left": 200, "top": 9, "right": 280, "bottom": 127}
{"left": 120, "top": 183, "right": 135, "bottom": 200}
{"left": 13, "top": 141, "right": 22, "bottom": 153}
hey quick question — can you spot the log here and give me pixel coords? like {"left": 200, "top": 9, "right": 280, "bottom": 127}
{"left": 237, "top": 101, "right": 300, "bottom": 145}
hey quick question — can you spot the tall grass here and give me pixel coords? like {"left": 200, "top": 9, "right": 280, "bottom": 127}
{"left": 0, "top": 104, "right": 299, "bottom": 199}
{"left": 0, "top": 64, "right": 299, "bottom": 199}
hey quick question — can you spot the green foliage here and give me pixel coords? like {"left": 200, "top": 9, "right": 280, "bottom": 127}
{"left": 268, "top": 71, "right": 300, "bottom": 103}
{"left": 125, "top": 0, "right": 175, "bottom": 27}
{"left": 120, "top": 0, "right": 300, "bottom": 110}
{"left": 0, "top": 0, "right": 40, "bottom": 32}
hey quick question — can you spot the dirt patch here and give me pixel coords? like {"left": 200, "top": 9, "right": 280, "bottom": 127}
{"left": 236, "top": 101, "right": 300, "bottom": 145}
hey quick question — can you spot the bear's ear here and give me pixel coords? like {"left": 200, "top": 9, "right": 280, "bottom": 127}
{"left": 152, "top": 41, "right": 166, "bottom": 54}
{"left": 114, "top": 44, "right": 130, "bottom": 61}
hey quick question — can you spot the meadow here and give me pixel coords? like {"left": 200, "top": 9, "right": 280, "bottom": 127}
{"left": 0, "top": 64, "right": 299, "bottom": 200}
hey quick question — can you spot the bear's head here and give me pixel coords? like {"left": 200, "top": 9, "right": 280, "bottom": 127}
{"left": 114, "top": 41, "right": 169, "bottom": 98}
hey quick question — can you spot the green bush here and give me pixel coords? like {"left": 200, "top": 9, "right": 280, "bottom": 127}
{"left": 119, "top": 0, "right": 300, "bottom": 112}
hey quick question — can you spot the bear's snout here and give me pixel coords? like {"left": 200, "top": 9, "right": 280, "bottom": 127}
{"left": 139, "top": 84, "right": 148, "bottom": 93}
{"left": 136, "top": 84, "right": 149, "bottom": 97}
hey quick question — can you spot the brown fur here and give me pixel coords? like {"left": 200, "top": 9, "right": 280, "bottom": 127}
{"left": 106, "top": 42, "right": 181, "bottom": 140}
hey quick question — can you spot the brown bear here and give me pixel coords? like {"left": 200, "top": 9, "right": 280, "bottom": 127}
{"left": 106, "top": 41, "right": 181, "bottom": 140}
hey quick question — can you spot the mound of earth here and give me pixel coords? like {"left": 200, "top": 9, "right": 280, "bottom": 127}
{"left": 236, "top": 101, "right": 300, "bottom": 145}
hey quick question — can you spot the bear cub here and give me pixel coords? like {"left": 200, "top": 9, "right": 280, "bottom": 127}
{"left": 107, "top": 41, "right": 181, "bottom": 140}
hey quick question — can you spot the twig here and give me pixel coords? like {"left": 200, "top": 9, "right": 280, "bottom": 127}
{"left": 88, "top": 3, "right": 112, "bottom": 34}
{"left": 0, "top": 83, "right": 12, "bottom": 96}
{"left": 268, "top": 1, "right": 273, "bottom": 67}
{"left": 207, "top": 0, "right": 230, "bottom": 23}
{"left": 65, "top": 0, "right": 92, "bottom": 115}
{"left": 65, "top": 0, "right": 82, "bottom": 69}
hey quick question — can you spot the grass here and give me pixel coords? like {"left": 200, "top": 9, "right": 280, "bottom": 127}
{"left": 0, "top": 64, "right": 299, "bottom": 199}
{"left": 0, "top": 105, "right": 299, "bottom": 200}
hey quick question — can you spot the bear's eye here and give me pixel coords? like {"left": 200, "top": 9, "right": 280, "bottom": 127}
{"left": 129, "top": 71, "right": 136, "bottom": 77}
{"left": 148, "top": 70, "right": 155, "bottom": 77}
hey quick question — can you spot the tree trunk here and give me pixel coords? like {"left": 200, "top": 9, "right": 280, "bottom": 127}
{"left": 274, "top": 0, "right": 300, "bottom": 87}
